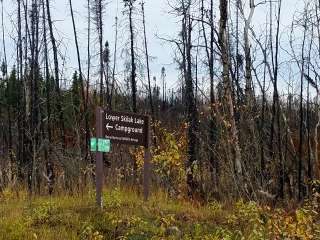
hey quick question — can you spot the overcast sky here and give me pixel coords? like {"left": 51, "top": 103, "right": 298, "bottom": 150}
{"left": 0, "top": 0, "right": 306, "bottom": 93}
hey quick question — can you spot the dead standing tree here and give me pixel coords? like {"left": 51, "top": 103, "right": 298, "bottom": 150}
{"left": 86, "top": 0, "right": 91, "bottom": 162}
{"left": 42, "top": 0, "right": 54, "bottom": 195}
{"left": 123, "top": 0, "right": 139, "bottom": 182}
{"left": 159, "top": 0, "right": 200, "bottom": 196}
{"left": 68, "top": 0, "right": 87, "bottom": 155}
{"left": 1, "top": 0, "right": 10, "bottom": 183}
{"left": 24, "top": 0, "right": 41, "bottom": 194}
{"left": 141, "top": 1, "right": 156, "bottom": 144}
{"left": 239, "top": 0, "right": 255, "bottom": 105}
{"left": 181, "top": 0, "right": 199, "bottom": 196}
{"left": 92, "top": 0, "right": 105, "bottom": 106}
{"left": 124, "top": 0, "right": 137, "bottom": 113}
{"left": 45, "top": 0, "right": 66, "bottom": 148}
{"left": 16, "top": 0, "right": 25, "bottom": 180}
{"left": 141, "top": 1, "right": 154, "bottom": 118}
{"left": 200, "top": 0, "right": 219, "bottom": 194}
{"left": 219, "top": 0, "right": 243, "bottom": 188}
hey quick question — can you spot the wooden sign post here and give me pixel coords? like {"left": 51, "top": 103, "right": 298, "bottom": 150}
{"left": 143, "top": 116, "right": 151, "bottom": 201}
{"left": 95, "top": 107, "right": 104, "bottom": 208}
{"left": 104, "top": 110, "right": 151, "bottom": 201}
{"left": 92, "top": 109, "right": 151, "bottom": 207}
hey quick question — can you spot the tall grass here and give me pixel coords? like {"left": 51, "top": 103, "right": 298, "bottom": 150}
{"left": 0, "top": 187, "right": 319, "bottom": 239}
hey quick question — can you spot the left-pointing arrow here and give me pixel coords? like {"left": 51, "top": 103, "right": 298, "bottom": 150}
{"left": 106, "top": 123, "right": 114, "bottom": 131}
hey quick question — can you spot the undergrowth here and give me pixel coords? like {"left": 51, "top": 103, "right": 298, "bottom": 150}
{"left": 0, "top": 187, "right": 319, "bottom": 239}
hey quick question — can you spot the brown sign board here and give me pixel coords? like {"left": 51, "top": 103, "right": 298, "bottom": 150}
{"left": 103, "top": 110, "right": 150, "bottom": 147}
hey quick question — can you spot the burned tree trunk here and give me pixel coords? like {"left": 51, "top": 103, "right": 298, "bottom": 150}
{"left": 219, "top": 0, "right": 242, "bottom": 180}
{"left": 181, "top": 1, "right": 199, "bottom": 196}
{"left": 45, "top": 0, "right": 66, "bottom": 147}
{"left": 42, "top": 0, "right": 54, "bottom": 195}
{"left": 243, "top": 0, "right": 255, "bottom": 105}
{"left": 201, "top": 0, "right": 219, "bottom": 193}
{"left": 128, "top": 1, "right": 137, "bottom": 113}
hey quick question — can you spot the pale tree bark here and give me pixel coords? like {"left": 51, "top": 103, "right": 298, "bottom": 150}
{"left": 240, "top": 0, "right": 255, "bottom": 105}
{"left": 219, "top": 0, "right": 242, "bottom": 178}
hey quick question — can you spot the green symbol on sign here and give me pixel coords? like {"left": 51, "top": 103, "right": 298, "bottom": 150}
{"left": 90, "top": 138, "right": 111, "bottom": 153}
{"left": 98, "top": 139, "right": 110, "bottom": 153}
{"left": 90, "top": 138, "right": 97, "bottom": 152}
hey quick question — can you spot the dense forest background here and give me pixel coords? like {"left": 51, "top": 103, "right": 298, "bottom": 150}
{"left": 0, "top": 0, "right": 320, "bottom": 204}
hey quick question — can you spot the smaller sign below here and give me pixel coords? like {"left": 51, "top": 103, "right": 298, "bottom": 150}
{"left": 90, "top": 138, "right": 97, "bottom": 152}
{"left": 90, "top": 138, "right": 111, "bottom": 153}
{"left": 98, "top": 138, "right": 111, "bottom": 153}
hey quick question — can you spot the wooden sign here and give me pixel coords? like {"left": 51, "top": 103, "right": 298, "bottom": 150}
{"left": 104, "top": 110, "right": 149, "bottom": 147}
{"left": 94, "top": 108, "right": 151, "bottom": 207}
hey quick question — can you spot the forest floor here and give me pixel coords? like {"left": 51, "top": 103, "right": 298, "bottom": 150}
{"left": 0, "top": 187, "right": 320, "bottom": 240}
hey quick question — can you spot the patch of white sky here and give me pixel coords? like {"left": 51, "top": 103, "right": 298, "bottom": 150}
{"left": 0, "top": 0, "right": 310, "bottom": 97}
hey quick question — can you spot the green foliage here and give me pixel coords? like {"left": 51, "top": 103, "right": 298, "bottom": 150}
{"left": 71, "top": 71, "right": 81, "bottom": 114}
{"left": 5, "top": 68, "right": 19, "bottom": 108}
{"left": 103, "top": 187, "right": 123, "bottom": 208}
{"left": 130, "top": 122, "right": 187, "bottom": 196}
{"left": 1, "top": 188, "right": 320, "bottom": 239}
{"left": 0, "top": 77, "right": 5, "bottom": 104}
{"left": 28, "top": 201, "right": 60, "bottom": 226}
{"left": 80, "top": 224, "right": 103, "bottom": 240}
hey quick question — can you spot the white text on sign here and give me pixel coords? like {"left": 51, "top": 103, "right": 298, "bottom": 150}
{"left": 106, "top": 113, "right": 145, "bottom": 125}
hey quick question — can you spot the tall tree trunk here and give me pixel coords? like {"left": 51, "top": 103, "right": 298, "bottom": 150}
{"left": 243, "top": 0, "right": 255, "bottom": 105}
{"left": 96, "top": 0, "right": 104, "bottom": 106}
{"left": 306, "top": 25, "right": 313, "bottom": 189}
{"left": 30, "top": 0, "right": 41, "bottom": 193}
{"left": 2, "top": 0, "right": 12, "bottom": 183}
{"left": 315, "top": 2, "right": 320, "bottom": 180}
{"left": 68, "top": 0, "right": 86, "bottom": 163}
{"left": 141, "top": 2, "right": 156, "bottom": 145}
{"left": 45, "top": 0, "right": 66, "bottom": 147}
{"left": 126, "top": 0, "right": 138, "bottom": 183}
{"left": 17, "top": 0, "right": 25, "bottom": 179}
{"left": 128, "top": 2, "right": 137, "bottom": 113}
{"left": 42, "top": 0, "right": 54, "bottom": 195}
{"left": 298, "top": 13, "right": 307, "bottom": 201}
{"left": 219, "top": 0, "right": 242, "bottom": 179}
{"left": 85, "top": 0, "right": 91, "bottom": 162}
{"left": 1, "top": 0, "right": 7, "bottom": 74}
{"left": 201, "top": 0, "right": 219, "bottom": 193}
{"left": 22, "top": 0, "right": 32, "bottom": 192}
{"left": 181, "top": 1, "right": 199, "bottom": 196}
{"left": 109, "top": 14, "right": 119, "bottom": 108}
{"left": 275, "top": 0, "right": 284, "bottom": 200}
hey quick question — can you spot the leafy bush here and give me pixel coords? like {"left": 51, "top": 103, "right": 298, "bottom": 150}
{"left": 1, "top": 188, "right": 320, "bottom": 239}
{"left": 28, "top": 201, "right": 60, "bottom": 226}
{"left": 132, "top": 122, "right": 188, "bottom": 197}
